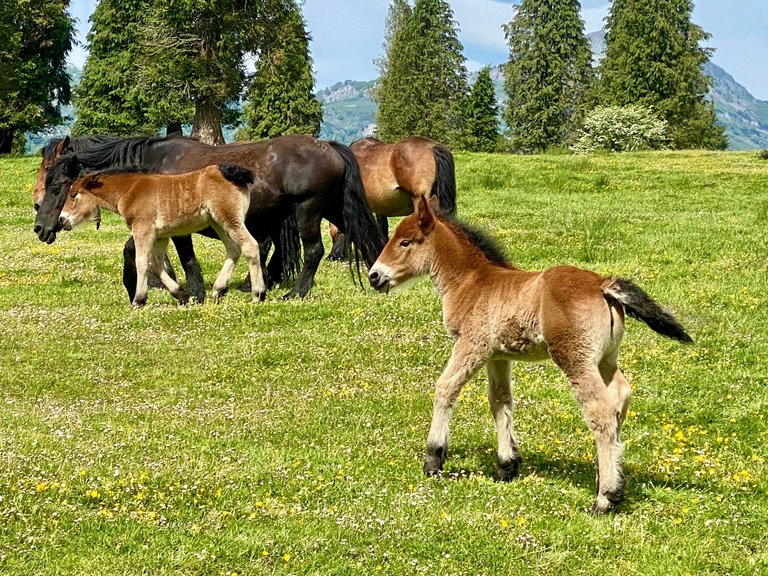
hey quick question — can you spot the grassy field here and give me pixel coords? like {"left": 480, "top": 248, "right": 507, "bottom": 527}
{"left": 0, "top": 150, "right": 766, "bottom": 575}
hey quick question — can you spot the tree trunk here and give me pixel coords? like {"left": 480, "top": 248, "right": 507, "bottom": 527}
{"left": 191, "top": 99, "right": 225, "bottom": 145}
{"left": 165, "top": 121, "right": 183, "bottom": 137}
{"left": 0, "top": 130, "right": 14, "bottom": 154}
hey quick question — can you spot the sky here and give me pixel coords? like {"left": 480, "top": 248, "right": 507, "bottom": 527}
{"left": 67, "top": 0, "right": 768, "bottom": 100}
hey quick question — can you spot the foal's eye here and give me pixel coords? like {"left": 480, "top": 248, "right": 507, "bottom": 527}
{"left": 399, "top": 239, "right": 412, "bottom": 248}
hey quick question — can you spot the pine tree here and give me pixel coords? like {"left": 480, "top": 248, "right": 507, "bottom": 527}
{"left": 503, "top": 0, "right": 593, "bottom": 153}
{"left": 598, "top": 0, "right": 726, "bottom": 149}
{"left": 0, "top": 0, "right": 74, "bottom": 153}
{"left": 73, "top": 0, "right": 189, "bottom": 136}
{"left": 376, "top": 0, "right": 467, "bottom": 145}
{"left": 238, "top": 7, "right": 322, "bottom": 140}
{"left": 462, "top": 67, "right": 500, "bottom": 152}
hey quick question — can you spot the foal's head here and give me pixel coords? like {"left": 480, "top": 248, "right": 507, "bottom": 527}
{"left": 368, "top": 195, "right": 439, "bottom": 293}
{"left": 60, "top": 174, "right": 102, "bottom": 232}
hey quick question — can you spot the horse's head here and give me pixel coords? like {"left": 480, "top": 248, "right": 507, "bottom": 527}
{"left": 59, "top": 174, "right": 102, "bottom": 232}
{"left": 33, "top": 137, "right": 72, "bottom": 211}
{"left": 33, "top": 149, "right": 83, "bottom": 244}
{"left": 369, "top": 195, "right": 439, "bottom": 293}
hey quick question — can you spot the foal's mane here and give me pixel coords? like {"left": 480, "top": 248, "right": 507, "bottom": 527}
{"left": 441, "top": 216, "right": 514, "bottom": 269}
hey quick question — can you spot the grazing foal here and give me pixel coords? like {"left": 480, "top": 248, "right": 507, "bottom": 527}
{"left": 57, "top": 158, "right": 266, "bottom": 308}
{"left": 368, "top": 197, "right": 693, "bottom": 514}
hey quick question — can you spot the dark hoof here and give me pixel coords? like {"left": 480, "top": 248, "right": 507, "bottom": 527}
{"left": 177, "top": 292, "right": 190, "bottom": 306}
{"left": 279, "top": 290, "right": 301, "bottom": 300}
{"left": 423, "top": 462, "right": 443, "bottom": 477}
{"left": 493, "top": 457, "right": 521, "bottom": 482}
{"left": 131, "top": 297, "right": 147, "bottom": 309}
{"left": 326, "top": 250, "right": 346, "bottom": 262}
{"left": 591, "top": 490, "right": 624, "bottom": 515}
{"left": 252, "top": 291, "right": 267, "bottom": 303}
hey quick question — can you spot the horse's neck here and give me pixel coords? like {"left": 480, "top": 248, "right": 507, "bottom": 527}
{"left": 429, "top": 222, "right": 498, "bottom": 297}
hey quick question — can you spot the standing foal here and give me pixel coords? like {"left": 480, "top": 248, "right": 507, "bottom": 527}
{"left": 56, "top": 158, "right": 266, "bottom": 308}
{"left": 368, "top": 196, "right": 693, "bottom": 513}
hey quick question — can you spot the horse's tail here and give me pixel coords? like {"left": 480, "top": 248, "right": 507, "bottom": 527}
{"left": 276, "top": 212, "right": 302, "bottom": 281}
{"left": 327, "top": 141, "right": 386, "bottom": 273}
{"left": 431, "top": 144, "right": 457, "bottom": 216}
{"left": 218, "top": 164, "right": 254, "bottom": 186}
{"left": 603, "top": 278, "right": 693, "bottom": 343}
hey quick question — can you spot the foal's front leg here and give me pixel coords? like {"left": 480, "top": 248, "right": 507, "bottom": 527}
{"left": 131, "top": 231, "right": 154, "bottom": 308}
{"left": 424, "top": 339, "right": 487, "bottom": 476}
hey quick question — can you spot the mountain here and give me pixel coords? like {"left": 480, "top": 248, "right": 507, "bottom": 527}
{"left": 316, "top": 34, "right": 768, "bottom": 150}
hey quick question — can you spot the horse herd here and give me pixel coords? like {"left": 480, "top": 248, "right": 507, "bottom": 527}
{"left": 30, "top": 133, "right": 692, "bottom": 514}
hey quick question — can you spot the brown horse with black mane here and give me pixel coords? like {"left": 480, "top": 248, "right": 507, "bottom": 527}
{"left": 327, "top": 136, "right": 456, "bottom": 260}
{"left": 368, "top": 196, "right": 693, "bottom": 514}
{"left": 54, "top": 156, "right": 266, "bottom": 308}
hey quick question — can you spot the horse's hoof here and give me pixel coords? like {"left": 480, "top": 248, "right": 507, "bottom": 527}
{"left": 177, "top": 293, "right": 190, "bottom": 306}
{"left": 493, "top": 458, "right": 522, "bottom": 482}
{"left": 279, "top": 291, "right": 300, "bottom": 300}
{"left": 131, "top": 298, "right": 147, "bottom": 309}
{"left": 252, "top": 291, "right": 267, "bottom": 303}
{"left": 423, "top": 458, "right": 445, "bottom": 477}
{"left": 590, "top": 493, "right": 621, "bottom": 515}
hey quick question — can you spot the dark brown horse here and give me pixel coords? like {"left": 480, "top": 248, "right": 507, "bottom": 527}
{"left": 34, "top": 134, "right": 386, "bottom": 301}
{"left": 327, "top": 136, "right": 456, "bottom": 260}
{"left": 369, "top": 196, "right": 693, "bottom": 514}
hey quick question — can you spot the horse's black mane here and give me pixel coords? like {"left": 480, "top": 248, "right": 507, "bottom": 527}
{"left": 443, "top": 216, "right": 513, "bottom": 268}
{"left": 42, "top": 133, "right": 196, "bottom": 170}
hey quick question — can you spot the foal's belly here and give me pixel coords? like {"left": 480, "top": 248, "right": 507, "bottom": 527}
{"left": 493, "top": 327, "right": 550, "bottom": 361}
{"left": 153, "top": 211, "right": 212, "bottom": 238}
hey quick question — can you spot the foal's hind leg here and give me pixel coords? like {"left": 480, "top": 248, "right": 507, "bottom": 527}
{"left": 563, "top": 362, "right": 626, "bottom": 514}
{"left": 487, "top": 358, "right": 522, "bottom": 481}
{"left": 228, "top": 224, "right": 266, "bottom": 302}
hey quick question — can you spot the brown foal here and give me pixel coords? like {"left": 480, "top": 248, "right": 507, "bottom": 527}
{"left": 368, "top": 196, "right": 692, "bottom": 513}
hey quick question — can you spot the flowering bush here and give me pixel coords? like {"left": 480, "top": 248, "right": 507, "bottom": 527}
{"left": 571, "top": 105, "right": 670, "bottom": 153}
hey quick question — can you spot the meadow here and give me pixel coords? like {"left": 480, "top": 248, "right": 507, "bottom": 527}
{"left": 0, "top": 150, "right": 766, "bottom": 575}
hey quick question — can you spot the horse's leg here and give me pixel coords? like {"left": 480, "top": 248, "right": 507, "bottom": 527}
{"left": 376, "top": 214, "right": 388, "bottom": 238}
{"left": 209, "top": 226, "right": 242, "bottom": 302}
{"left": 131, "top": 231, "right": 154, "bottom": 308}
{"left": 327, "top": 223, "right": 348, "bottom": 261}
{"left": 122, "top": 237, "right": 138, "bottom": 303}
{"left": 562, "top": 361, "right": 626, "bottom": 514}
{"left": 486, "top": 358, "right": 522, "bottom": 481}
{"left": 226, "top": 224, "right": 266, "bottom": 302}
{"left": 171, "top": 235, "right": 205, "bottom": 303}
{"left": 282, "top": 202, "right": 324, "bottom": 299}
{"left": 424, "top": 339, "right": 487, "bottom": 476}
{"left": 150, "top": 238, "right": 189, "bottom": 305}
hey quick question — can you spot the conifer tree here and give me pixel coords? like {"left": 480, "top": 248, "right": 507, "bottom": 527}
{"left": 238, "top": 7, "right": 322, "bottom": 140}
{"left": 503, "top": 0, "right": 593, "bottom": 153}
{"left": 0, "top": 0, "right": 74, "bottom": 153}
{"left": 73, "top": 0, "right": 189, "bottom": 136}
{"left": 462, "top": 67, "right": 500, "bottom": 152}
{"left": 598, "top": 0, "right": 726, "bottom": 149}
{"left": 376, "top": 0, "right": 467, "bottom": 145}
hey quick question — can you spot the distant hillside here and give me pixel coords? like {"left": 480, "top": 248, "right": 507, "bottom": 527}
{"left": 26, "top": 44, "right": 768, "bottom": 151}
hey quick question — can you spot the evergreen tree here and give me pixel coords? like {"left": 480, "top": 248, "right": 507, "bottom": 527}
{"left": 376, "top": 0, "right": 467, "bottom": 145}
{"left": 238, "top": 6, "right": 322, "bottom": 140}
{"left": 0, "top": 0, "right": 74, "bottom": 153}
{"left": 503, "top": 0, "right": 593, "bottom": 153}
{"left": 462, "top": 67, "right": 500, "bottom": 152}
{"left": 72, "top": 0, "right": 189, "bottom": 136}
{"left": 136, "top": 0, "right": 294, "bottom": 145}
{"left": 598, "top": 0, "right": 726, "bottom": 149}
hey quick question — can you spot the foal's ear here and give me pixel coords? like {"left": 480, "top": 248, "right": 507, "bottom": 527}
{"left": 54, "top": 136, "right": 71, "bottom": 158}
{"left": 417, "top": 194, "right": 435, "bottom": 233}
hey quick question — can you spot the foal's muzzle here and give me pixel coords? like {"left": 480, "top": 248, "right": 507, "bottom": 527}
{"left": 368, "top": 270, "right": 390, "bottom": 293}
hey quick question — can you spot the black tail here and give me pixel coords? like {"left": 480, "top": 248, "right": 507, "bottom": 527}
{"left": 431, "top": 144, "right": 457, "bottom": 216}
{"left": 327, "top": 141, "right": 387, "bottom": 275}
{"left": 276, "top": 212, "right": 302, "bottom": 282}
{"left": 604, "top": 278, "right": 693, "bottom": 343}
{"left": 218, "top": 164, "right": 254, "bottom": 186}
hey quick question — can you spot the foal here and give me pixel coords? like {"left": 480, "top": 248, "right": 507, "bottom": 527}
{"left": 368, "top": 197, "right": 693, "bottom": 514}
{"left": 57, "top": 157, "right": 266, "bottom": 308}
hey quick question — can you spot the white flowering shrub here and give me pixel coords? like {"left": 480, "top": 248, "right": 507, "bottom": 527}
{"left": 571, "top": 105, "right": 670, "bottom": 154}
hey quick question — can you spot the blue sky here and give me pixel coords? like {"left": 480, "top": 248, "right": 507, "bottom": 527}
{"left": 68, "top": 0, "right": 768, "bottom": 100}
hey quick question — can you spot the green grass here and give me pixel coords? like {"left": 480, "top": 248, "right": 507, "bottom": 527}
{"left": 1, "top": 150, "right": 766, "bottom": 575}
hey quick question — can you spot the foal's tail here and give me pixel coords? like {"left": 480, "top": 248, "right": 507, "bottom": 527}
{"left": 327, "top": 141, "right": 386, "bottom": 271}
{"left": 603, "top": 278, "right": 693, "bottom": 343}
{"left": 218, "top": 164, "right": 254, "bottom": 187}
{"left": 431, "top": 144, "right": 457, "bottom": 216}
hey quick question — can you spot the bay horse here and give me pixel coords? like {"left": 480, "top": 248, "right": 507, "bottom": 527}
{"left": 368, "top": 196, "right": 693, "bottom": 514}
{"left": 34, "top": 134, "right": 386, "bottom": 301}
{"left": 327, "top": 136, "right": 456, "bottom": 260}
{"left": 52, "top": 154, "right": 266, "bottom": 308}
